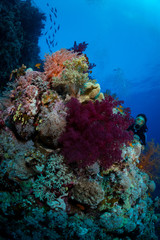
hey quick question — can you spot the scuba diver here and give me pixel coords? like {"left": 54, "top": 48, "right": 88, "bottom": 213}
{"left": 128, "top": 114, "right": 148, "bottom": 149}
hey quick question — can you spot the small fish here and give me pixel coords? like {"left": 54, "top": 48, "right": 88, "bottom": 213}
{"left": 55, "top": 29, "right": 57, "bottom": 33}
{"left": 55, "top": 42, "right": 57, "bottom": 46}
{"left": 50, "top": 26, "right": 52, "bottom": 30}
{"left": 57, "top": 24, "right": 60, "bottom": 30}
{"left": 54, "top": 12, "right": 57, "bottom": 18}
{"left": 47, "top": 3, "right": 49, "bottom": 6}
{"left": 51, "top": 7, "right": 54, "bottom": 13}
{"left": 46, "top": 39, "right": 50, "bottom": 48}
{"left": 44, "top": 31, "right": 48, "bottom": 35}
{"left": 52, "top": 43, "right": 54, "bottom": 47}
{"left": 129, "top": 142, "right": 134, "bottom": 148}
{"left": 35, "top": 63, "right": 41, "bottom": 69}
{"left": 52, "top": 33, "right": 55, "bottom": 37}
{"left": 54, "top": 21, "right": 56, "bottom": 25}
{"left": 49, "top": 14, "right": 52, "bottom": 22}
{"left": 55, "top": 8, "right": 57, "bottom": 13}
{"left": 48, "top": 35, "right": 51, "bottom": 39}
{"left": 116, "top": 105, "right": 123, "bottom": 113}
{"left": 76, "top": 204, "right": 85, "bottom": 211}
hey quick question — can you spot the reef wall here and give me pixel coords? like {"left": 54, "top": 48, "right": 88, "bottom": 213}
{"left": 0, "top": 0, "right": 46, "bottom": 90}
{"left": 0, "top": 48, "right": 160, "bottom": 240}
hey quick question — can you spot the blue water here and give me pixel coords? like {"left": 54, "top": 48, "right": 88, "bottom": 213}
{"left": 33, "top": 0, "right": 160, "bottom": 144}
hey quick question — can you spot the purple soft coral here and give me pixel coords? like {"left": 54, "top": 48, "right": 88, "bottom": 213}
{"left": 68, "top": 41, "right": 88, "bottom": 54}
{"left": 59, "top": 96, "right": 134, "bottom": 170}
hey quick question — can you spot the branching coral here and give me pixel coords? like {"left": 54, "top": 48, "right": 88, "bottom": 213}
{"left": 59, "top": 96, "right": 133, "bottom": 169}
{"left": 137, "top": 140, "right": 160, "bottom": 183}
{"left": 32, "top": 154, "right": 75, "bottom": 209}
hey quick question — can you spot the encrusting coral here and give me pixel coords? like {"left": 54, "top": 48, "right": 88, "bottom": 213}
{"left": 70, "top": 177, "right": 105, "bottom": 208}
{"left": 0, "top": 47, "right": 160, "bottom": 240}
{"left": 79, "top": 82, "right": 104, "bottom": 103}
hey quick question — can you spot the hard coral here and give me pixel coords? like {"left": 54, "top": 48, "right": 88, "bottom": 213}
{"left": 59, "top": 96, "right": 133, "bottom": 169}
{"left": 70, "top": 177, "right": 104, "bottom": 208}
{"left": 79, "top": 82, "right": 104, "bottom": 103}
{"left": 32, "top": 153, "right": 74, "bottom": 209}
{"left": 7, "top": 70, "right": 48, "bottom": 139}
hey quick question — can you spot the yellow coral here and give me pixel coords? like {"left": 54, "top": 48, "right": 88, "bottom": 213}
{"left": 41, "top": 90, "right": 60, "bottom": 106}
{"left": 9, "top": 64, "right": 26, "bottom": 81}
{"left": 51, "top": 55, "right": 89, "bottom": 86}
{"left": 49, "top": 55, "right": 91, "bottom": 98}
{"left": 79, "top": 82, "right": 104, "bottom": 103}
{"left": 13, "top": 104, "right": 22, "bottom": 121}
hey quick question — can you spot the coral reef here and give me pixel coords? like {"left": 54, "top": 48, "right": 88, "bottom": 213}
{"left": 0, "top": 48, "right": 160, "bottom": 240}
{"left": 0, "top": 0, "right": 46, "bottom": 90}
{"left": 70, "top": 177, "right": 105, "bottom": 208}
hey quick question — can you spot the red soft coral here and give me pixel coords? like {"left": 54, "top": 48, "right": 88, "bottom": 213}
{"left": 137, "top": 140, "right": 160, "bottom": 183}
{"left": 44, "top": 48, "right": 78, "bottom": 80}
{"left": 59, "top": 96, "right": 134, "bottom": 169}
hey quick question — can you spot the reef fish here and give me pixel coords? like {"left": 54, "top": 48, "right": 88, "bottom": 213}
{"left": 35, "top": 63, "right": 41, "bottom": 69}
{"left": 49, "top": 14, "right": 52, "bottom": 22}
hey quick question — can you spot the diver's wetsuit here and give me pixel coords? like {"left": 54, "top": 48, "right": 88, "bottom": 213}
{"left": 128, "top": 124, "right": 146, "bottom": 146}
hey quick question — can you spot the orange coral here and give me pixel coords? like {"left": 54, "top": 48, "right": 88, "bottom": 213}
{"left": 137, "top": 140, "right": 160, "bottom": 183}
{"left": 44, "top": 48, "right": 78, "bottom": 80}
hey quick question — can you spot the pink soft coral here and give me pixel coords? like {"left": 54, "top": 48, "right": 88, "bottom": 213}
{"left": 59, "top": 96, "right": 134, "bottom": 169}
{"left": 37, "top": 100, "right": 67, "bottom": 147}
{"left": 44, "top": 49, "right": 78, "bottom": 80}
